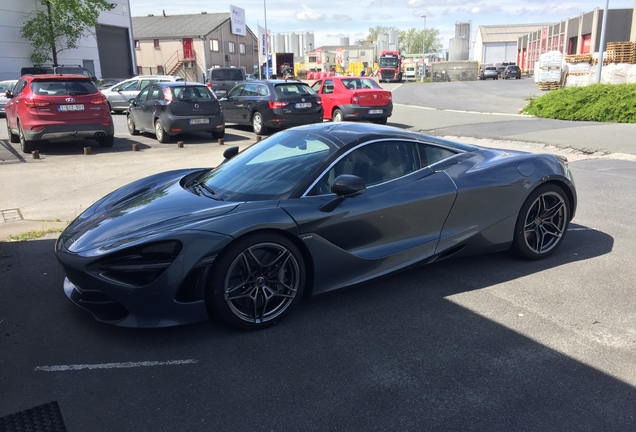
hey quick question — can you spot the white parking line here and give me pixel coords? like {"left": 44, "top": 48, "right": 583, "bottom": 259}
{"left": 34, "top": 359, "right": 198, "bottom": 372}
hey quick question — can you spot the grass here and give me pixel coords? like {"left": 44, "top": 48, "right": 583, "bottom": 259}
{"left": 7, "top": 228, "right": 64, "bottom": 242}
{"left": 522, "top": 83, "right": 636, "bottom": 123}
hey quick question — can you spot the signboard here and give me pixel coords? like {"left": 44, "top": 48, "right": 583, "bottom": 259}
{"left": 316, "top": 48, "right": 322, "bottom": 65}
{"left": 229, "top": 5, "right": 246, "bottom": 36}
{"left": 336, "top": 48, "right": 343, "bottom": 65}
{"left": 258, "top": 25, "right": 268, "bottom": 64}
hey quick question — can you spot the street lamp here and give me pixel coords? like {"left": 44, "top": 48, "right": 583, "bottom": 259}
{"left": 421, "top": 14, "right": 426, "bottom": 82}
{"left": 595, "top": 0, "right": 609, "bottom": 83}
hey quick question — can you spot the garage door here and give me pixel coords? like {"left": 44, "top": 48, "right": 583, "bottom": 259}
{"left": 96, "top": 25, "right": 134, "bottom": 79}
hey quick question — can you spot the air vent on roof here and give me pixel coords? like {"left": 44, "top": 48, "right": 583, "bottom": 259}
{"left": 201, "top": 11, "right": 207, "bottom": 14}
{"left": 148, "top": 14, "right": 154, "bottom": 16}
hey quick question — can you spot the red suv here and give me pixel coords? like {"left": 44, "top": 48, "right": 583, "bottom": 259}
{"left": 5, "top": 74, "right": 114, "bottom": 153}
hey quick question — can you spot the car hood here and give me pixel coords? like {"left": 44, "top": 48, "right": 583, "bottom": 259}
{"left": 59, "top": 168, "right": 239, "bottom": 254}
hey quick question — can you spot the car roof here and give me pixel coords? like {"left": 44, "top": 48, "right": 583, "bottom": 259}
{"left": 128, "top": 75, "right": 183, "bottom": 80}
{"left": 23, "top": 74, "right": 92, "bottom": 81}
{"left": 157, "top": 81, "right": 207, "bottom": 87}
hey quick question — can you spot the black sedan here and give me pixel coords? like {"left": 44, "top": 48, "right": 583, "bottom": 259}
{"left": 127, "top": 82, "right": 224, "bottom": 142}
{"left": 220, "top": 79, "right": 323, "bottom": 135}
{"left": 55, "top": 123, "right": 577, "bottom": 330}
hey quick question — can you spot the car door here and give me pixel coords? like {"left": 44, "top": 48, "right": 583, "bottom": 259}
{"left": 281, "top": 140, "right": 458, "bottom": 294}
{"left": 311, "top": 79, "right": 334, "bottom": 119}
{"left": 220, "top": 84, "right": 246, "bottom": 123}
{"left": 129, "top": 85, "right": 152, "bottom": 131}
{"left": 4, "top": 78, "right": 27, "bottom": 130}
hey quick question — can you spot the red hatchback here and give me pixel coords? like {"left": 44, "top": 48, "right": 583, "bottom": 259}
{"left": 310, "top": 76, "right": 392, "bottom": 124}
{"left": 5, "top": 74, "right": 114, "bottom": 153}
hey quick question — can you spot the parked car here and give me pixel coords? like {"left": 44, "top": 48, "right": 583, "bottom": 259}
{"left": 126, "top": 81, "right": 224, "bottom": 142}
{"left": 480, "top": 66, "right": 499, "bottom": 80}
{"left": 97, "top": 78, "right": 126, "bottom": 90}
{"left": 310, "top": 76, "right": 393, "bottom": 124}
{"left": 101, "top": 75, "right": 184, "bottom": 113}
{"left": 496, "top": 65, "right": 506, "bottom": 78}
{"left": 55, "top": 122, "right": 577, "bottom": 330}
{"left": 5, "top": 74, "right": 114, "bottom": 153}
{"left": 206, "top": 67, "right": 246, "bottom": 98}
{"left": 503, "top": 65, "right": 522, "bottom": 79}
{"left": 219, "top": 79, "right": 323, "bottom": 135}
{"left": 0, "top": 79, "right": 18, "bottom": 116}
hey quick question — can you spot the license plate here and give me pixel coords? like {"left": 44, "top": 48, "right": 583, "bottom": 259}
{"left": 58, "top": 104, "right": 84, "bottom": 112}
{"left": 368, "top": 109, "right": 383, "bottom": 114}
{"left": 295, "top": 102, "right": 312, "bottom": 109}
{"left": 189, "top": 118, "right": 209, "bottom": 125}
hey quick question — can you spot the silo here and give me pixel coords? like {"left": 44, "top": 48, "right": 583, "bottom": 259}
{"left": 290, "top": 33, "right": 300, "bottom": 56}
{"left": 273, "top": 33, "right": 286, "bottom": 53}
{"left": 340, "top": 37, "right": 350, "bottom": 46}
{"left": 304, "top": 32, "right": 315, "bottom": 53}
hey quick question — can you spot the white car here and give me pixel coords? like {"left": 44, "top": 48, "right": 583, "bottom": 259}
{"left": 101, "top": 75, "right": 184, "bottom": 113}
{"left": 0, "top": 79, "right": 18, "bottom": 116}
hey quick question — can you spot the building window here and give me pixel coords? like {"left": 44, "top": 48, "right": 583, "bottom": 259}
{"left": 157, "top": 65, "right": 164, "bottom": 74}
{"left": 210, "top": 39, "right": 219, "bottom": 51}
{"left": 134, "top": 40, "right": 140, "bottom": 49}
{"left": 308, "top": 56, "right": 317, "bottom": 63}
{"left": 154, "top": 39, "right": 160, "bottom": 49}
{"left": 239, "top": 43, "right": 246, "bottom": 54}
{"left": 359, "top": 51, "right": 365, "bottom": 56}
{"left": 228, "top": 42, "right": 235, "bottom": 53}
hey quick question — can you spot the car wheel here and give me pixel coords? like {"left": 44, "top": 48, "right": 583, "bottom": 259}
{"left": 332, "top": 109, "right": 344, "bottom": 122}
{"left": 207, "top": 232, "right": 306, "bottom": 330}
{"left": 98, "top": 136, "right": 114, "bottom": 148}
{"left": 373, "top": 117, "right": 388, "bottom": 125}
{"left": 18, "top": 121, "right": 35, "bottom": 154}
{"left": 512, "top": 184, "right": 570, "bottom": 260}
{"left": 212, "top": 130, "right": 225, "bottom": 140}
{"left": 252, "top": 112, "right": 269, "bottom": 135}
{"left": 6, "top": 120, "right": 19, "bottom": 143}
{"left": 127, "top": 114, "right": 139, "bottom": 135}
{"left": 154, "top": 119, "right": 170, "bottom": 143}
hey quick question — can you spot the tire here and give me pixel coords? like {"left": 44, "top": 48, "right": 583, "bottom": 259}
{"left": 154, "top": 119, "right": 170, "bottom": 143}
{"left": 212, "top": 129, "right": 225, "bottom": 140}
{"left": 373, "top": 117, "right": 388, "bottom": 125}
{"left": 98, "top": 136, "right": 114, "bottom": 148}
{"left": 512, "top": 184, "right": 570, "bottom": 260}
{"left": 127, "top": 114, "right": 139, "bottom": 135}
{"left": 18, "top": 121, "right": 35, "bottom": 154}
{"left": 252, "top": 111, "right": 268, "bottom": 135}
{"left": 207, "top": 232, "right": 306, "bottom": 330}
{"left": 6, "top": 120, "right": 19, "bottom": 143}
{"left": 332, "top": 109, "right": 344, "bottom": 122}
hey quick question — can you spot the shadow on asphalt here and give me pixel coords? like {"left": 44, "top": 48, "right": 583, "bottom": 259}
{"left": 1, "top": 221, "right": 631, "bottom": 431}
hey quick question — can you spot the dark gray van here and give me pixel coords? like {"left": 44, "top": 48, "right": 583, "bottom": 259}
{"left": 206, "top": 67, "right": 246, "bottom": 98}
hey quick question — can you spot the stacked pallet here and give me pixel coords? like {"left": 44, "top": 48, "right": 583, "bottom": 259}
{"left": 535, "top": 51, "right": 564, "bottom": 90}
{"left": 606, "top": 42, "right": 636, "bottom": 64}
{"left": 565, "top": 54, "right": 593, "bottom": 64}
{"left": 538, "top": 82, "right": 562, "bottom": 91}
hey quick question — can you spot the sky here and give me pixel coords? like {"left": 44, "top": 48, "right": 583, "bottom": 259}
{"left": 129, "top": 0, "right": 636, "bottom": 49}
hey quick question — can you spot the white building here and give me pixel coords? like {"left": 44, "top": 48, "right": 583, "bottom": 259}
{"left": 0, "top": 0, "right": 136, "bottom": 80}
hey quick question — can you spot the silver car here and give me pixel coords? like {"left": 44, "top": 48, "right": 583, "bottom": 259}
{"left": 0, "top": 79, "right": 18, "bottom": 116}
{"left": 101, "top": 75, "right": 184, "bottom": 113}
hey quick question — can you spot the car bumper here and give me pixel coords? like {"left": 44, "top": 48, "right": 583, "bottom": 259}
{"left": 162, "top": 115, "right": 224, "bottom": 135}
{"left": 339, "top": 103, "right": 393, "bottom": 121}
{"left": 22, "top": 122, "right": 115, "bottom": 142}
{"left": 264, "top": 112, "right": 324, "bottom": 129}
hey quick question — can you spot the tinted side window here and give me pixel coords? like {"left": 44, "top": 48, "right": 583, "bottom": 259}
{"left": 417, "top": 143, "right": 456, "bottom": 167}
{"left": 227, "top": 84, "right": 245, "bottom": 98}
{"left": 12, "top": 79, "right": 28, "bottom": 96}
{"left": 137, "top": 86, "right": 151, "bottom": 103}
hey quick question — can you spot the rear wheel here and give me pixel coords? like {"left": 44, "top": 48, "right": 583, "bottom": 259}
{"left": 512, "top": 184, "right": 570, "bottom": 260}
{"left": 212, "top": 129, "right": 225, "bottom": 140}
{"left": 332, "top": 109, "right": 344, "bottom": 122}
{"left": 18, "top": 121, "right": 35, "bottom": 154}
{"left": 207, "top": 232, "right": 306, "bottom": 330}
{"left": 127, "top": 114, "right": 139, "bottom": 135}
{"left": 154, "top": 119, "right": 170, "bottom": 143}
{"left": 6, "top": 120, "right": 18, "bottom": 143}
{"left": 373, "top": 117, "right": 388, "bottom": 125}
{"left": 252, "top": 112, "right": 269, "bottom": 135}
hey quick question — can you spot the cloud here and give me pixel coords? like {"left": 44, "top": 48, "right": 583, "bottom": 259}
{"left": 295, "top": 5, "right": 326, "bottom": 22}
{"left": 333, "top": 14, "right": 352, "bottom": 22}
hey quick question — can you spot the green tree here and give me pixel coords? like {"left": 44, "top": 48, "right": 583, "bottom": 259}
{"left": 20, "top": 0, "right": 110, "bottom": 66}
{"left": 399, "top": 28, "right": 443, "bottom": 55}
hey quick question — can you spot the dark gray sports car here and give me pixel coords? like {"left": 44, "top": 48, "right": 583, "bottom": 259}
{"left": 55, "top": 123, "right": 577, "bottom": 330}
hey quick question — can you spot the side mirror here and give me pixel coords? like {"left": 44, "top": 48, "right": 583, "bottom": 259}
{"left": 222, "top": 146, "right": 239, "bottom": 160}
{"left": 4, "top": 91, "right": 12, "bottom": 98}
{"left": 319, "top": 174, "right": 366, "bottom": 213}
{"left": 128, "top": 98, "right": 137, "bottom": 105}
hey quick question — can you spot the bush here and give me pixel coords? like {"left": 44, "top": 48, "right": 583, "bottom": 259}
{"left": 522, "top": 83, "right": 636, "bottom": 123}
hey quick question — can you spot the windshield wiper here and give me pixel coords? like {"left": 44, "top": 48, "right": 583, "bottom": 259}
{"left": 192, "top": 181, "right": 221, "bottom": 200}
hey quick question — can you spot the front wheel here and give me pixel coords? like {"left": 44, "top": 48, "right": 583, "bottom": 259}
{"left": 511, "top": 184, "right": 570, "bottom": 260}
{"left": 332, "top": 109, "right": 344, "bottom": 122}
{"left": 127, "top": 114, "right": 139, "bottom": 135}
{"left": 207, "top": 232, "right": 306, "bottom": 330}
{"left": 252, "top": 111, "right": 269, "bottom": 135}
{"left": 155, "top": 119, "right": 170, "bottom": 143}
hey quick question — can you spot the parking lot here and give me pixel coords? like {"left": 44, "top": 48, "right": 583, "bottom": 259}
{"left": 1, "top": 81, "right": 636, "bottom": 431}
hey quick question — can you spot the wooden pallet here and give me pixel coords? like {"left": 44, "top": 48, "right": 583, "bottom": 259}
{"left": 606, "top": 42, "right": 636, "bottom": 64}
{"left": 565, "top": 54, "right": 592, "bottom": 64}
{"left": 538, "top": 81, "right": 562, "bottom": 91}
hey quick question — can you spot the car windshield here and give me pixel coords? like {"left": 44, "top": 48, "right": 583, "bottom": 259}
{"left": 31, "top": 80, "right": 97, "bottom": 96}
{"left": 273, "top": 83, "right": 316, "bottom": 97}
{"left": 198, "top": 129, "right": 338, "bottom": 201}
{"left": 379, "top": 58, "right": 399, "bottom": 67}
